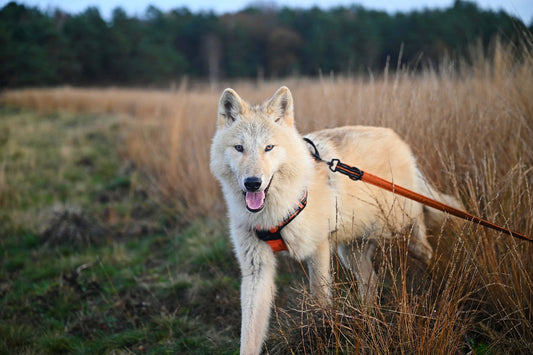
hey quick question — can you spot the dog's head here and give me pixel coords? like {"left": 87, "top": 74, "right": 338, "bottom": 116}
{"left": 210, "top": 86, "right": 301, "bottom": 213}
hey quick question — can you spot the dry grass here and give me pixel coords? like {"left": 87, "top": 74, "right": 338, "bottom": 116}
{"left": 2, "top": 39, "right": 532, "bottom": 352}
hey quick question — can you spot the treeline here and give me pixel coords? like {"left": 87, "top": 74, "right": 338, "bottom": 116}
{"left": 0, "top": 0, "right": 530, "bottom": 87}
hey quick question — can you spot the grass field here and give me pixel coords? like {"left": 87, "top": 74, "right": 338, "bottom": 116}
{"left": 1, "top": 40, "right": 532, "bottom": 353}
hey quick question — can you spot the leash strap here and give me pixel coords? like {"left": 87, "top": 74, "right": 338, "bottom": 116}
{"left": 304, "top": 138, "right": 532, "bottom": 243}
{"left": 361, "top": 169, "right": 532, "bottom": 242}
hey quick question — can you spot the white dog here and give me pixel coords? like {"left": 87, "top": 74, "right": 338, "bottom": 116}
{"left": 210, "top": 86, "right": 461, "bottom": 354}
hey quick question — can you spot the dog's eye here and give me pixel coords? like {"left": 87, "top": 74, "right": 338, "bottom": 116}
{"left": 234, "top": 145, "right": 244, "bottom": 152}
{"left": 265, "top": 144, "right": 274, "bottom": 152}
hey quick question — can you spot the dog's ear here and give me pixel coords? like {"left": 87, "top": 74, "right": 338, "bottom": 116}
{"left": 267, "top": 86, "right": 294, "bottom": 127}
{"left": 218, "top": 88, "right": 244, "bottom": 127}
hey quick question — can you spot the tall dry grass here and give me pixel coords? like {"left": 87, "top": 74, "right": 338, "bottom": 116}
{"left": 2, "top": 39, "right": 532, "bottom": 352}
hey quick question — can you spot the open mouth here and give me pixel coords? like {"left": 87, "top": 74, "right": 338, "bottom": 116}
{"left": 243, "top": 176, "right": 273, "bottom": 213}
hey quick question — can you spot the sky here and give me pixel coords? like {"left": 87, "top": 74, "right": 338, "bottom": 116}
{"left": 2, "top": 0, "right": 532, "bottom": 25}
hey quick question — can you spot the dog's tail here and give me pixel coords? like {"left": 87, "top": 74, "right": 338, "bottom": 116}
{"left": 417, "top": 170, "right": 465, "bottom": 231}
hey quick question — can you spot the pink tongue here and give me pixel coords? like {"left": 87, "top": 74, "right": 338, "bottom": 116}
{"left": 246, "top": 191, "right": 265, "bottom": 210}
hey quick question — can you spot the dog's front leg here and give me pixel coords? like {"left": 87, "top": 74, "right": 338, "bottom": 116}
{"left": 238, "top": 244, "right": 277, "bottom": 355}
{"left": 308, "top": 237, "right": 332, "bottom": 306}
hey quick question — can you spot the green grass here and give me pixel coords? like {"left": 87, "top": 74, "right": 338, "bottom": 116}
{"left": 0, "top": 106, "right": 240, "bottom": 354}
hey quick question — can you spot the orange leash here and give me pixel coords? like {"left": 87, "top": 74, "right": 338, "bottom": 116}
{"left": 303, "top": 138, "right": 533, "bottom": 243}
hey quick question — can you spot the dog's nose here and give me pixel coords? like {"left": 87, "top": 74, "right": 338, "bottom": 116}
{"left": 244, "top": 177, "right": 262, "bottom": 191}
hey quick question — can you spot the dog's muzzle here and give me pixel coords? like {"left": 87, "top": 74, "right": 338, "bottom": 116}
{"left": 243, "top": 176, "right": 273, "bottom": 212}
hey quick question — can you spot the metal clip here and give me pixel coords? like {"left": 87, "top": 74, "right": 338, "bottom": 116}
{"left": 329, "top": 158, "right": 340, "bottom": 172}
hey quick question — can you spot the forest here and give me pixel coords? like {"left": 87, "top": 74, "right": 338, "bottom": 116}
{"left": 1, "top": 0, "right": 531, "bottom": 87}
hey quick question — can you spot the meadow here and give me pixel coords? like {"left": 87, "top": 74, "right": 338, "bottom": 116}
{"left": 1, "top": 40, "right": 532, "bottom": 353}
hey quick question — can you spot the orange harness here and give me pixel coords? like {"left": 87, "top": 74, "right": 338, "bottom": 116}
{"left": 254, "top": 189, "right": 308, "bottom": 252}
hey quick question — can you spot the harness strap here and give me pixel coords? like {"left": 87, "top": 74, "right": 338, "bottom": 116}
{"left": 254, "top": 189, "right": 308, "bottom": 252}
